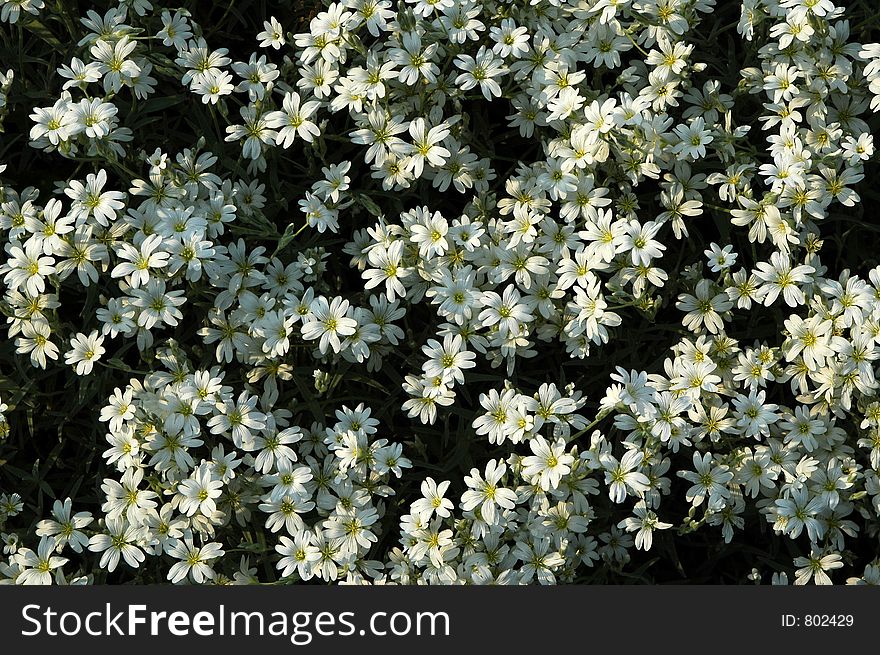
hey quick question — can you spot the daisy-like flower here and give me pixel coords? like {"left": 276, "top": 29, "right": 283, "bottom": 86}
{"left": 349, "top": 108, "right": 408, "bottom": 165}
{"left": 24, "top": 199, "right": 74, "bottom": 256}
{"left": 29, "top": 98, "right": 77, "bottom": 145}
{"left": 176, "top": 463, "right": 223, "bottom": 517}
{"left": 678, "top": 451, "right": 734, "bottom": 510}
{"left": 64, "top": 330, "right": 106, "bottom": 375}
{"left": 65, "top": 169, "right": 126, "bottom": 226}
{"left": 231, "top": 52, "right": 279, "bottom": 102}
{"left": 618, "top": 500, "right": 673, "bottom": 551}
{"left": 167, "top": 537, "right": 225, "bottom": 583}
{"left": 35, "top": 498, "right": 94, "bottom": 553}
{"left": 90, "top": 36, "right": 140, "bottom": 93}
{"left": 68, "top": 97, "right": 117, "bottom": 139}
{"left": 775, "top": 486, "right": 825, "bottom": 541}
{"left": 265, "top": 91, "right": 321, "bottom": 147}
{"left": 97, "top": 297, "right": 137, "bottom": 338}
{"left": 388, "top": 31, "right": 438, "bottom": 85}
{"left": 600, "top": 449, "right": 651, "bottom": 503}
{"left": 478, "top": 284, "right": 532, "bottom": 337}
{"left": 101, "top": 467, "right": 157, "bottom": 524}
{"left": 405, "top": 118, "right": 450, "bottom": 178}
{"left": 15, "top": 536, "right": 67, "bottom": 586}
{"left": 421, "top": 334, "right": 477, "bottom": 385}
{"left": 87, "top": 516, "right": 145, "bottom": 572}
{"left": 324, "top": 506, "right": 379, "bottom": 555}
{"left": 672, "top": 116, "right": 713, "bottom": 160}
{"left": 257, "top": 16, "right": 286, "bottom": 49}
{"left": 490, "top": 18, "right": 530, "bottom": 58}
{"left": 461, "top": 459, "right": 518, "bottom": 524}
{"left": 620, "top": 220, "right": 666, "bottom": 266}
{"left": 754, "top": 251, "right": 815, "bottom": 307}
{"left": 362, "top": 240, "right": 409, "bottom": 301}
{"left": 207, "top": 391, "right": 267, "bottom": 449}
{"left": 264, "top": 460, "right": 312, "bottom": 502}
{"left": 793, "top": 548, "right": 843, "bottom": 586}
{"left": 102, "top": 425, "right": 140, "bottom": 471}
{"left": 454, "top": 46, "right": 506, "bottom": 100}
{"left": 111, "top": 233, "right": 170, "bottom": 288}
{"left": 409, "top": 208, "right": 449, "bottom": 258}
{"left": 704, "top": 243, "right": 737, "bottom": 272}
{"left": 521, "top": 436, "right": 575, "bottom": 491}
{"left": 275, "top": 531, "right": 321, "bottom": 580}
{"left": 473, "top": 387, "right": 520, "bottom": 444}
{"left": 129, "top": 279, "right": 186, "bottom": 329}
{"left": 676, "top": 279, "right": 733, "bottom": 334}
{"left": 782, "top": 314, "right": 836, "bottom": 369}
{"left": 15, "top": 319, "right": 59, "bottom": 369}
{"left": 301, "top": 296, "right": 357, "bottom": 354}
{"left": 313, "top": 161, "right": 351, "bottom": 203}
{"left": 157, "top": 9, "right": 193, "bottom": 50}
{"left": 192, "top": 69, "right": 235, "bottom": 104}
{"left": 780, "top": 0, "right": 836, "bottom": 19}
{"left": 57, "top": 57, "right": 102, "bottom": 90}
{"left": 260, "top": 494, "right": 315, "bottom": 535}
{"left": 778, "top": 406, "right": 826, "bottom": 452}
{"left": 224, "top": 104, "right": 278, "bottom": 160}
{"left": 252, "top": 426, "right": 301, "bottom": 474}
{"left": 410, "top": 477, "right": 454, "bottom": 520}
{"left": 3, "top": 238, "right": 55, "bottom": 295}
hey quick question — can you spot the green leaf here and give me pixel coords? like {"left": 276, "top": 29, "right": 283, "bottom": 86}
{"left": 356, "top": 193, "right": 384, "bottom": 218}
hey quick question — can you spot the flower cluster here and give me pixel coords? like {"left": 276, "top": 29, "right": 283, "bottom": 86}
{"left": 1, "top": 0, "right": 880, "bottom": 586}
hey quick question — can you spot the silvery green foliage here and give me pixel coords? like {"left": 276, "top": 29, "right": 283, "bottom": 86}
{"left": 1, "top": 0, "right": 880, "bottom": 586}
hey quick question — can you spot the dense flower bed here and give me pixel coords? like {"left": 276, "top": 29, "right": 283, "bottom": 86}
{"left": 1, "top": 0, "right": 880, "bottom": 585}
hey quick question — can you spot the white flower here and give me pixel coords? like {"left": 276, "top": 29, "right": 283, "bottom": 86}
{"left": 224, "top": 105, "right": 277, "bottom": 160}
{"left": 600, "top": 450, "right": 650, "bottom": 503}
{"left": 64, "top": 330, "right": 106, "bottom": 375}
{"left": 490, "top": 18, "right": 529, "bottom": 58}
{"left": 421, "top": 334, "right": 476, "bottom": 385}
{"left": 754, "top": 252, "right": 815, "bottom": 307}
{"left": 704, "top": 243, "right": 737, "bottom": 272}
{"left": 618, "top": 501, "right": 672, "bottom": 551}
{"left": 129, "top": 279, "right": 186, "bottom": 329}
{"left": 257, "top": 16, "right": 286, "bottom": 50}
{"left": 158, "top": 9, "right": 193, "bottom": 50}
{"left": 265, "top": 91, "right": 321, "bottom": 146}
{"left": 409, "top": 207, "right": 449, "bottom": 258}
{"left": 91, "top": 36, "right": 140, "bottom": 93}
{"left": 676, "top": 279, "right": 733, "bottom": 334}
{"left": 454, "top": 46, "right": 506, "bottom": 100}
{"left": 405, "top": 118, "right": 450, "bottom": 178}
{"left": 793, "top": 548, "right": 843, "bottom": 585}
{"left": 461, "top": 460, "right": 517, "bottom": 524}
{"left": 207, "top": 391, "right": 267, "bottom": 449}
{"left": 388, "top": 31, "right": 438, "bottom": 85}
{"left": 301, "top": 295, "right": 358, "bottom": 354}
{"left": 65, "top": 169, "right": 125, "bottom": 226}
{"left": 473, "top": 387, "right": 521, "bottom": 444}
{"left": 15, "top": 536, "right": 67, "bottom": 585}
{"left": 176, "top": 463, "right": 223, "bottom": 517}
{"left": 275, "top": 531, "right": 321, "bottom": 579}
{"left": 15, "top": 320, "right": 59, "bottom": 369}
{"left": 167, "top": 537, "right": 225, "bottom": 583}
{"left": 411, "top": 477, "right": 454, "bottom": 519}
{"left": 29, "top": 98, "right": 77, "bottom": 145}
{"left": 35, "top": 498, "right": 93, "bottom": 553}
{"left": 87, "top": 516, "right": 145, "bottom": 572}
{"left": 522, "top": 436, "right": 574, "bottom": 491}
{"left": 3, "top": 238, "right": 55, "bottom": 295}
